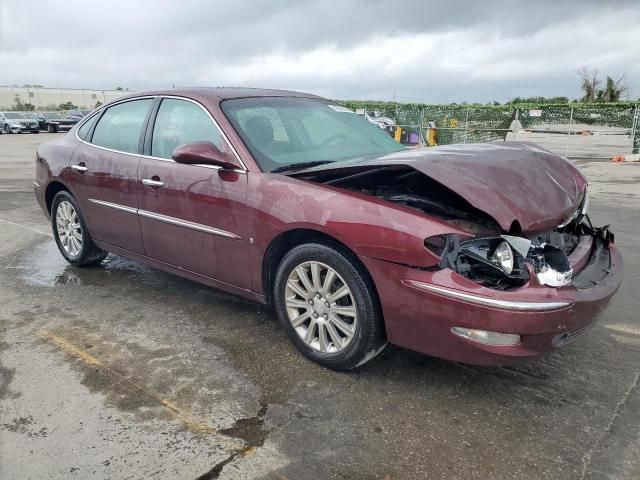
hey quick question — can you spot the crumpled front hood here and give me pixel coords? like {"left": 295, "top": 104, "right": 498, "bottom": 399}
{"left": 295, "top": 142, "right": 587, "bottom": 234}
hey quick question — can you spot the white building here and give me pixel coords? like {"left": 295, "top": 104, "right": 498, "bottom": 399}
{"left": 0, "top": 86, "right": 133, "bottom": 110}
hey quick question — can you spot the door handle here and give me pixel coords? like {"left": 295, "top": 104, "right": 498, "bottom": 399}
{"left": 142, "top": 178, "right": 164, "bottom": 188}
{"left": 71, "top": 163, "right": 88, "bottom": 173}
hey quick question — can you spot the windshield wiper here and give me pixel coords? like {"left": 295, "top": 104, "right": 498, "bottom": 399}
{"left": 271, "top": 160, "right": 336, "bottom": 174}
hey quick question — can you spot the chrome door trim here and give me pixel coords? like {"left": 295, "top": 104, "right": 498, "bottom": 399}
{"left": 74, "top": 94, "right": 248, "bottom": 173}
{"left": 86, "top": 199, "right": 242, "bottom": 239}
{"left": 138, "top": 209, "right": 242, "bottom": 239}
{"left": 88, "top": 198, "right": 138, "bottom": 215}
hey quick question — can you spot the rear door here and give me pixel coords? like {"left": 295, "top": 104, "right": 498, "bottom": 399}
{"left": 71, "top": 98, "right": 154, "bottom": 254}
{"left": 137, "top": 97, "right": 251, "bottom": 287}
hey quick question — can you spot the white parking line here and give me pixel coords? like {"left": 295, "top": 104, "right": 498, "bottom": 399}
{"left": 0, "top": 218, "right": 53, "bottom": 238}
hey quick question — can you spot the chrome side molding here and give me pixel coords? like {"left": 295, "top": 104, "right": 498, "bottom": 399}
{"left": 87, "top": 198, "right": 241, "bottom": 240}
{"left": 137, "top": 209, "right": 241, "bottom": 239}
{"left": 88, "top": 198, "right": 138, "bottom": 214}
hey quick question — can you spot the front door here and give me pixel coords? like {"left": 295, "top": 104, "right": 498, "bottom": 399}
{"left": 137, "top": 97, "right": 251, "bottom": 288}
{"left": 71, "top": 98, "right": 153, "bottom": 254}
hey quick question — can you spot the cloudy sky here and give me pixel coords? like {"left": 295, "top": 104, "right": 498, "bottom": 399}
{"left": 0, "top": 0, "right": 638, "bottom": 103}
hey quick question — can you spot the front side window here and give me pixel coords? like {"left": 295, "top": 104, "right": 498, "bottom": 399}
{"left": 151, "top": 98, "right": 226, "bottom": 159}
{"left": 221, "top": 97, "right": 404, "bottom": 172}
{"left": 91, "top": 99, "right": 153, "bottom": 154}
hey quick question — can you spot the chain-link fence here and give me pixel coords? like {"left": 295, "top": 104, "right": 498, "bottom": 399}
{"left": 339, "top": 101, "right": 640, "bottom": 158}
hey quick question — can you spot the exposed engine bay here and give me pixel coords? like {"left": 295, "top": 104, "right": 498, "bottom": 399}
{"left": 321, "top": 165, "right": 504, "bottom": 236}
{"left": 302, "top": 164, "right": 612, "bottom": 291}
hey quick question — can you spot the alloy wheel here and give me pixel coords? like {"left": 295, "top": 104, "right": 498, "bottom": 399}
{"left": 55, "top": 200, "right": 83, "bottom": 257}
{"left": 285, "top": 261, "right": 357, "bottom": 353}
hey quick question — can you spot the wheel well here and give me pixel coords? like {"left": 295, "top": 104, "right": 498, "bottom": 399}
{"left": 262, "top": 228, "right": 378, "bottom": 306}
{"left": 45, "top": 181, "right": 69, "bottom": 213}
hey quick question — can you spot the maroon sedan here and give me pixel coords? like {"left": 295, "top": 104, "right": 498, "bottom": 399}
{"left": 34, "top": 88, "right": 623, "bottom": 369}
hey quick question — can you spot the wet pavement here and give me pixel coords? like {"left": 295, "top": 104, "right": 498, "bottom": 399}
{"left": 1, "top": 133, "right": 639, "bottom": 479}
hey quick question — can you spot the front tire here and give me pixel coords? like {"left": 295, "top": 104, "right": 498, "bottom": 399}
{"left": 274, "top": 242, "right": 386, "bottom": 370}
{"left": 51, "top": 191, "right": 107, "bottom": 266}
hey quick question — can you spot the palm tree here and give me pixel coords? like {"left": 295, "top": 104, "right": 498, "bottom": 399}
{"left": 577, "top": 68, "right": 628, "bottom": 102}
{"left": 577, "top": 67, "right": 599, "bottom": 102}
{"left": 602, "top": 75, "right": 628, "bottom": 102}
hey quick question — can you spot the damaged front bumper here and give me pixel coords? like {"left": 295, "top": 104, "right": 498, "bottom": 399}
{"left": 360, "top": 228, "right": 623, "bottom": 365}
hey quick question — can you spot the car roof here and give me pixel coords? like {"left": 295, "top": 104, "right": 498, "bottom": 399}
{"left": 114, "top": 87, "right": 325, "bottom": 102}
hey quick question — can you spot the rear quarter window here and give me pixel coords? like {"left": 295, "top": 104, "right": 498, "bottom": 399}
{"left": 77, "top": 113, "right": 100, "bottom": 140}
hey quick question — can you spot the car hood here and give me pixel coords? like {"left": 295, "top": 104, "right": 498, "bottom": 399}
{"left": 293, "top": 142, "right": 587, "bottom": 234}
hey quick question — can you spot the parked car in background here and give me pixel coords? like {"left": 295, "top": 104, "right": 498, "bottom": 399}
{"left": 34, "top": 88, "right": 622, "bottom": 370}
{"left": 34, "top": 111, "right": 79, "bottom": 132}
{"left": 67, "top": 109, "right": 91, "bottom": 121}
{"left": 356, "top": 110, "right": 396, "bottom": 132}
{"left": 0, "top": 111, "right": 40, "bottom": 134}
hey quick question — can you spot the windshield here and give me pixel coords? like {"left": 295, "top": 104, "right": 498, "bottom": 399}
{"left": 221, "top": 97, "right": 404, "bottom": 172}
{"left": 4, "top": 112, "right": 28, "bottom": 119}
{"left": 44, "top": 112, "right": 63, "bottom": 119}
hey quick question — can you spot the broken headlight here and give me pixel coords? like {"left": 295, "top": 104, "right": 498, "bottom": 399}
{"left": 436, "top": 236, "right": 529, "bottom": 289}
{"left": 490, "top": 241, "right": 514, "bottom": 274}
{"left": 431, "top": 233, "right": 575, "bottom": 290}
{"left": 528, "top": 243, "right": 573, "bottom": 287}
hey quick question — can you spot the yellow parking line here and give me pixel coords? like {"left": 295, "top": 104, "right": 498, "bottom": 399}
{"left": 39, "top": 330, "right": 101, "bottom": 366}
{"left": 38, "top": 330, "right": 217, "bottom": 436}
{"left": 160, "top": 399, "right": 216, "bottom": 435}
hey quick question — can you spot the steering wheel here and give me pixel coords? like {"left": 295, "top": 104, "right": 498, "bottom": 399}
{"left": 319, "top": 133, "right": 348, "bottom": 147}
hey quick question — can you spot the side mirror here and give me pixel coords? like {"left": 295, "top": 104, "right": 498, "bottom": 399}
{"left": 172, "top": 142, "right": 240, "bottom": 170}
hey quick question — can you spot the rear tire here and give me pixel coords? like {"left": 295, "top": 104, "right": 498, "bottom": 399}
{"left": 51, "top": 191, "right": 108, "bottom": 267}
{"left": 274, "top": 242, "right": 386, "bottom": 370}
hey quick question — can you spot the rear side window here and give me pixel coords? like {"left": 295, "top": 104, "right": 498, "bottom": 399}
{"left": 77, "top": 113, "right": 100, "bottom": 140}
{"left": 151, "top": 98, "right": 225, "bottom": 159}
{"left": 91, "top": 99, "right": 153, "bottom": 154}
